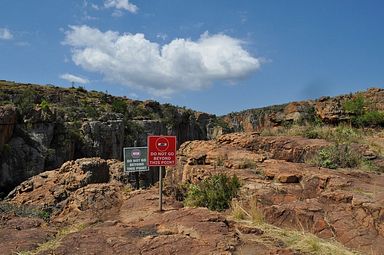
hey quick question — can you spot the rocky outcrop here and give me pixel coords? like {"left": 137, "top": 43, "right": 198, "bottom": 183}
{"left": 0, "top": 82, "right": 218, "bottom": 196}
{"left": 6, "top": 158, "right": 112, "bottom": 207}
{"left": 0, "top": 112, "right": 126, "bottom": 197}
{"left": 166, "top": 132, "right": 384, "bottom": 254}
{"left": 223, "top": 88, "right": 384, "bottom": 131}
{"left": 1, "top": 157, "right": 240, "bottom": 255}
{"left": 3, "top": 133, "right": 381, "bottom": 254}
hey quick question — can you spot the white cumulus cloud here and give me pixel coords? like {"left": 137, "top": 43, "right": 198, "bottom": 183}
{"left": 60, "top": 73, "right": 89, "bottom": 84}
{"left": 64, "top": 25, "right": 261, "bottom": 96}
{"left": 0, "top": 28, "right": 13, "bottom": 40}
{"left": 104, "top": 0, "right": 138, "bottom": 13}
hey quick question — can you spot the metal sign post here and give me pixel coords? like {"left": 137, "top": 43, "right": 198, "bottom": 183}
{"left": 159, "top": 166, "right": 163, "bottom": 211}
{"left": 147, "top": 135, "right": 177, "bottom": 212}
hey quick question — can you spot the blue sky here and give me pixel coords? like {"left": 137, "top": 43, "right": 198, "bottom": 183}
{"left": 0, "top": 0, "right": 383, "bottom": 115}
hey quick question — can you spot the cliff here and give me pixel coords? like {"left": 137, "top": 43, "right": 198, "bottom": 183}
{"left": 0, "top": 81, "right": 222, "bottom": 196}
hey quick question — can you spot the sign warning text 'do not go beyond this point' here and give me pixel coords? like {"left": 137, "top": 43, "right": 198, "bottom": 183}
{"left": 124, "top": 147, "right": 148, "bottom": 173}
{"left": 147, "top": 136, "right": 177, "bottom": 166}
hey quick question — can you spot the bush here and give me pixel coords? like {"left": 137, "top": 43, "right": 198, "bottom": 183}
{"left": 358, "top": 111, "right": 384, "bottom": 127}
{"left": 17, "top": 89, "right": 35, "bottom": 115}
{"left": 307, "top": 144, "right": 361, "bottom": 169}
{"left": 331, "top": 125, "right": 360, "bottom": 144}
{"left": 343, "top": 95, "right": 365, "bottom": 116}
{"left": 161, "top": 103, "right": 179, "bottom": 129}
{"left": 84, "top": 105, "right": 99, "bottom": 118}
{"left": 315, "top": 147, "right": 338, "bottom": 169}
{"left": 303, "top": 127, "right": 322, "bottom": 139}
{"left": 112, "top": 99, "right": 128, "bottom": 114}
{"left": 40, "top": 99, "right": 50, "bottom": 112}
{"left": 343, "top": 95, "right": 384, "bottom": 127}
{"left": 184, "top": 174, "right": 241, "bottom": 211}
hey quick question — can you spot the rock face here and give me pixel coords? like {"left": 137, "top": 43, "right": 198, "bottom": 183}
{"left": 0, "top": 112, "right": 125, "bottom": 197}
{"left": 166, "top": 132, "right": 384, "bottom": 254}
{"left": 223, "top": 88, "right": 384, "bottom": 131}
{"left": 81, "top": 116, "right": 125, "bottom": 160}
{"left": 7, "top": 158, "right": 111, "bottom": 207}
{"left": 0, "top": 105, "right": 17, "bottom": 148}
{"left": 0, "top": 82, "right": 218, "bottom": 196}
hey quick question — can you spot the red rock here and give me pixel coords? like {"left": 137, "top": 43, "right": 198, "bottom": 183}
{"left": 277, "top": 174, "right": 301, "bottom": 183}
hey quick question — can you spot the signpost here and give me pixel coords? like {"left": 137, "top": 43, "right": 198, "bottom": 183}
{"left": 123, "top": 147, "right": 148, "bottom": 173}
{"left": 147, "top": 136, "right": 177, "bottom": 211}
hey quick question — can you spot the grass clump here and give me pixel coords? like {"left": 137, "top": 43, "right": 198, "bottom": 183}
{"left": 231, "top": 200, "right": 247, "bottom": 220}
{"left": 184, "top": 174, "right": 241, "bottom": 211}
{"left": 239, "top": 158, "right": 257, "bottom": 169}
{"left": 235, "top": 221, "right": 360, "bottom": 255}
{"left": 231, "top": 196, "right": 264, "bottom": 224}
{"left": 0, "top": 202, "right": 52, "bottom": 221}
{"left": 14, "top": 223, "right": 87, "bottom": 255}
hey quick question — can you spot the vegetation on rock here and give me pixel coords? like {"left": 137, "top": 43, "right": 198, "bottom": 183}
{"left": 343, "top": 95, "right": 384, "bottom": 127}
{"left": 184, "top": 174, "right": 241, "bottom": 211}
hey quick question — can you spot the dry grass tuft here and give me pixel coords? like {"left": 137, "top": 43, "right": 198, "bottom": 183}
{"left": 14, "top": 223, "right": 87, "bottom": 255}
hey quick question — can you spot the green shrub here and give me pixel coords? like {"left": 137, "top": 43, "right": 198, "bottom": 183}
{"left": 331, "top": 125, "right": 360, "bottom": 144}
{"left": 112, "top": 99, "right": 128, "bottom": 114}
{"left": 16, "top": 89, "right": 35, "bottom": 115}
{"left": 211, "top": 117, "right": 232, "bottom": 133}
{"left": 343, "top": 95, "right": 365, "bottom": 116}
{"left": 303, "top": 127, "right": 321, "bottom": 139}
{"left": 361, "top": 160, "right": 383, "bottom": 173}
{"left": 84, "top": 105, "right": 99, "bottom": 118}
{"left": 304, "top": 106, "right": 323, "bottom": 126}
{"left": 358, "top": 111, "right": 384, "bottom": 127}
{"left": 343, "top": 95, "right": 384, "bottom": 127}
{"left": 161, "top": 103, "right": 179, "bottom": 129}
{"left": 184, "top": 174, "right": 241, "bottom": 211}
{"left": 40, "top": 99, "right": 50, "bottom": 112}
{"left": 315, "top": 147, "right": 338, "bottom": 169}
{"left": 307, "top": 144, "right": 361, "bottom": 169}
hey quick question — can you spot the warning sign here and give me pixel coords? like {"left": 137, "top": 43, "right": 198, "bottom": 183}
{"left": 147, "top": 136, "right": 177, "bottom": 166}
{"left": 123, "top": 147, "right": 149, "bottom": 173}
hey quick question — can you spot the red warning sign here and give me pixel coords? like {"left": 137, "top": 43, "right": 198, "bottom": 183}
{"left": 147, "top": 136, "right": 177, "bottom": 166}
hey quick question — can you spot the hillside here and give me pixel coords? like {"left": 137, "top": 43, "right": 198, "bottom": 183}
{"left": 0, "top": 81, "right": 383, "bottom": 255}
{"left": 0, "top": 80, "right": 225, "bottom": 197}
{"left": 222, "top": 88, "right": 384, "bottom": 132}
